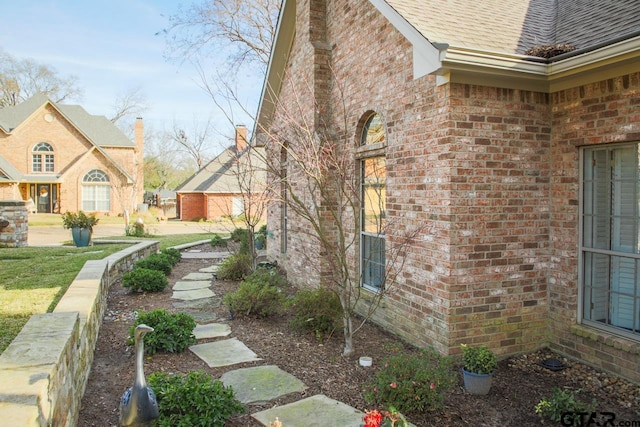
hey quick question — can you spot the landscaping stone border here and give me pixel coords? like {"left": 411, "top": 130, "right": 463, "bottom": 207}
{"left": 0, "top": 240, "right": 158, "bottom": 426}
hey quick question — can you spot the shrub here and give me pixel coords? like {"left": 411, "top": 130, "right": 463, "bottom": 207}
{"left": 217, "top": 253, "right": 252, "bottom": 281}
{"left": 147, "top": 370, "right": 245, "bottom": 427}
{"left": 222, "top": 268, "right": 287, "bottom": 318}
{"left": 363, "top": 348, "right": 456, "bottom": 413}
{"left": 288, "top": 287, "right": 342, "bottom": 340}
{"left": 126, "top": 221, "right": 145, "bottom": 237}
{"left": 135, "top": 252, "right": 173, "bottom": 275}
{"left": 161, "top": 248, "right": 182, "bottom": 266}
{"left": 210, "top": 234, "right": 227, "bottom": 248}
{"left": 129, "top": 309, "right": 196, "bottom": 354}
{"left": 535, "top": 387, "right": 597, "bottom": 426}
{"left": 230, "top": 228, "right": 250, "bottom": 254}
{"left": 122, "top": 268, "right": 168, "bottom": 292}
{"left": 460, "top": 343, "right": 497, "bottom": 374}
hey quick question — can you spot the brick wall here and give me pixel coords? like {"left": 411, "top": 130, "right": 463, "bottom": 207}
{"left": 548, "top": 73, "right": 640, "bottom": 382}
{"left": 263, "top": 0, "right": 640, "bottom": 382}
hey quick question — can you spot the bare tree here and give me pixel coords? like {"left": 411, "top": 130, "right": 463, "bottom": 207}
{"left": 169, "top": 116, "right": 219, "bottom": 170}
{"left": 257, "top": 75, "right": 422, "bottom": 357}
{"left": 109, "top": 86, "right": 148, "bottom": 124}
{"left": 144, "top": 127, "right": 196, "bottom": 190}
{"left": 164, "top": 0, "right": 279, "bottom": 70}
{"left": 0, "top": 48, "right": 83, "bottom": 107}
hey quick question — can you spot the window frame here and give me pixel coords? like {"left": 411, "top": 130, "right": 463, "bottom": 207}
{"left": 579, "top": 142, "right": 640, "bottom": 341}
{"left": 358, "top": 112, "right": 387, "bottom": 293}
{"left": 32, "top": 142, "right": 54, "bottom": 173}
{"left": 81, "top": 169, "right": 111, "bottom": 212}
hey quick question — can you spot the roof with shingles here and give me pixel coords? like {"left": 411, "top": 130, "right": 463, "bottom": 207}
{"left": 176, "top": 146, "right": 266, "bottom": 194}
{"left": 384, "top": 0, "right": 640, "bottom": 55}
{"left": 0, "top": 93, "right": 134, "bottom": 148}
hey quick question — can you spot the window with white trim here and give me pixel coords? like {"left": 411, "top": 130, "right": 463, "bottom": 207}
{"left": 82, "top": 170, "right": 110, "bottom": 211}
{"left": 32, "top": 142, "right": 54, "bottom": 172}
{"left": 581, "top": 144, "right": 640, "bottom": 339}
{"left": 359, "top": 112, "right": 386, "bottom": 291}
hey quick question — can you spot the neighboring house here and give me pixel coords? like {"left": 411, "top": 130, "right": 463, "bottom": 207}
{"left": 0, "top": 93, "right": 143, "bottom": 216}
{"left": 175, "top": 125, "right": 267, "bottom": 221}
{"left": 256, "top": 0, "right": 640, "bottom": 382}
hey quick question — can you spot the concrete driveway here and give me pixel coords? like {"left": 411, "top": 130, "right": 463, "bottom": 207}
{"left": 28, "top": 220, "right": 216, "bottom": 246}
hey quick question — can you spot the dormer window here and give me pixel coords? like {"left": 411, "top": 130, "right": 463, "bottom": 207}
{"left": 32, "top": 142, "right": 54, "bottom": 173}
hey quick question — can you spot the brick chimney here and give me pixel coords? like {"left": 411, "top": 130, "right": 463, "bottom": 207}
{"left": 134, "top": 117, "right": 144, "bottom": 161}
{"left": 235, "top": 124, "right": 247, "bottom": 152}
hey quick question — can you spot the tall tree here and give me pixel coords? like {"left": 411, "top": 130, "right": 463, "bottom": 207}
{"left": 0, "top": 48, "right": 83, "bottom": 107}
{"left": 169, "top": 116, "right": 218, "bottom": 170}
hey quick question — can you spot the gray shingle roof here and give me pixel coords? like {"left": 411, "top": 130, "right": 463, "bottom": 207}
{"left": 385, "top": 0, "right": 640, "bottom": 55}
{"left": 0, "top": 94, "right": 134, "bottom": 148}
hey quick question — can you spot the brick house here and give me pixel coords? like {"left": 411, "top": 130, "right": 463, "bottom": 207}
{"left": 0, "top": 93, "right": 143, "bottom": 216}
{"left": 256, "top": 0, "right": 640, "bottom": 382}
{"left": 176, "top": 125, "right": 267, "bottom": 221}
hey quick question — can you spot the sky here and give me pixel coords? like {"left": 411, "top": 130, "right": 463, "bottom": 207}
{"left": 0, "top": 0, "right": 262, "bottom": 150}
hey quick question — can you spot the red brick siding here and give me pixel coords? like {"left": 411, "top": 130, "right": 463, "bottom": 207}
{"left": 549, "top": 72, "right": 640, "bottom": 382}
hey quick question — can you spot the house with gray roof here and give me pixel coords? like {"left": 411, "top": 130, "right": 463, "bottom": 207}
{"left": 256, "top": 0, "right": 640, "bottom": 382}
{"left": 0, "top": 93, "right": 143, "bottom": 216}
{"left": 175, "top": 125, "right": 266, "bottom": 221}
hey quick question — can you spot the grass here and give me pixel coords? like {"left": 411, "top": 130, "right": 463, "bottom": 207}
{"left": 0, "top": 233, "right": 217, "bottom": 353}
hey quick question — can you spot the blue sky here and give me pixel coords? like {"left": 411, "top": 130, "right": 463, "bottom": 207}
{"left": 0, "top": 0, "right": 260, "bottom": 144}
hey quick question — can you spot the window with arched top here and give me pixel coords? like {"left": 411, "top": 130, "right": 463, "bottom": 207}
{"left": 358, "top": 112, "right": 386, "bottom": 292}
{"left": 82, "top": 169, "right": 110, "bottom": 211}
{"left": 32, "top": 142, "right": 54, "bottom": 172}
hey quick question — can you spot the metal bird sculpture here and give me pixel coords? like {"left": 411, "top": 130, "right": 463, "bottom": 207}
{"left": 119, "top": 324, "right": 159, "bottom": 426}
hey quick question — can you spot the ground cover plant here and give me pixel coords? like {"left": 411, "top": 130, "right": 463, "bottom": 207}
{"left": 129, "top": 309, "right": 196, "bottom": 354}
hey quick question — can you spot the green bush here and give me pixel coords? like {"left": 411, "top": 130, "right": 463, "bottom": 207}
{"left": 363, "top": 348, "right": 456, "bottom": 413}
{"left": 217, "top": 253, "right": 252, "bottom": 281}
{"left": 122, "top": 268, "right": 168, "bottom": 292}
{"left": 222, "top": 268, "right": 287, "bottom": 318}
{"left": 288, "top": 287, "right": 342, "bottom": 339}
{"left": 535, "top": 387, "right": 597, "bottom": 426}
{"left": 210, "top": 234, "right": 227, "bottom": 248}
{"left": 147, "top": 370, "right": 245, "bottom": 426}
{"left": 129, "top": 309, "right": 196, "bottom": 354}
{"left": 135, "top": 253, "right": 173, "bottom": 275}
{"left": 161, "top": 248, "right": 182, "bottom": 266}
{"left": 230, "top": 228, "right": 250, "bottom": 254}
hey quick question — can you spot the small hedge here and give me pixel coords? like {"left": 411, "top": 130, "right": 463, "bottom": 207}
{"left": 363, "top": 348, "right": 456, "bottom": 413}
{"left": 288, "top": 287, "right": 342, "bottom": 339}
{"left": 129, "top": 309, "right": 196, "bottom": 354}
{"left": 161, "top": 247, "right": 182, "bottom": 266}
{"left": 147, "top": 370, "right": 245, "bottom": 426}
{"left": 135, "top": 252, "right": 173, "bottom": 275}
{"left": 210, "top": 234, "right": 227, "bottom": 248}
{"left": 222, "top": 268, "right": 287, "bottom": 318}
{"left": 122, "top": 268, "right": 168, "bottom": 292}
{"left": 217, "top": 253, "right": 252, "bottom": 281}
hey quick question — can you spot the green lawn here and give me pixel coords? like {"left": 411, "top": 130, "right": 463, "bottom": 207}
{"left": 0, "top": 233, "right": 215, "bottom": 353}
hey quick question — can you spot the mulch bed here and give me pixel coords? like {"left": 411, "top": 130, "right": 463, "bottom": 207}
{"left": 78, "top": 245, "right": 640, "bottom": 426}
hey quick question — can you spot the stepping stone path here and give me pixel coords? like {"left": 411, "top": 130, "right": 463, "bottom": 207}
{"left": 170, "top": 246, "right": 381, "bottom": 426}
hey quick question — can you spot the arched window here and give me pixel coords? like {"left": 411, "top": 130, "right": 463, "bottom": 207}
{"left": 358, "top": 112, "right": 386, "bottom": 291}
{"left": 82, "top": 169, "right": 110, "bottom": 211}
{"left": 32, "top": 142, "right": 54, "bottom": 172}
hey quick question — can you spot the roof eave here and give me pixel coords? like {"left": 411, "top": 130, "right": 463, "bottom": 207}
{"left": 431, "top": 35, "right": 640, "bottom": 93}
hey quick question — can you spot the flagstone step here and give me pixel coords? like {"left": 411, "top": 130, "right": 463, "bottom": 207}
{"left": 193, "top": 323, "right": 231, "bottom": 340}
{"left": 172, "top": 288, "right": 215, "bottom": 301}
{"left": 181, "top": 272, "right": 214, "bottom": 281}
{"left": 173, "top": 280, "right": 211, "bottom": 291}
{"left": 221, "top": 365, "right": 307, "bottom": 404}
{"left": 251, "top": 394, "right": 364, "bottom": 427}
{"left": 190, "top": 338, "right": 261, "bottom": 368}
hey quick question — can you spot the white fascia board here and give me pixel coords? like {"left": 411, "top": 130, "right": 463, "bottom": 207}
{"left": 368, "top": 0, "right": 442, "bottom": 79}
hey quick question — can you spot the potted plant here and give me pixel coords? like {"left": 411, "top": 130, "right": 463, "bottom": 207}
{"left": 460, "top": 344, "right": 497, "bottom": 395}
{"left": 62, "top": 211, "right": 99, "bottom": 247}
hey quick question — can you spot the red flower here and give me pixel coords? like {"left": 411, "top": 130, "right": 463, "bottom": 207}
{"left": 390, "top": 382, "right": 397, "bottom": 389}
{"left": 363, "top": 409, "right": 383, "bottom": 427}
{"left": 430, "top": 382, "right": 436, "bottom": 390}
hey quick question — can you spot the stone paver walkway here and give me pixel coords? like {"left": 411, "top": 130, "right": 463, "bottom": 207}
{"left": 169, "top": 247, "right": 374, "bottom": 426}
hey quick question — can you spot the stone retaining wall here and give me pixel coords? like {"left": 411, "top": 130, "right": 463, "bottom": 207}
{"left": 0, "top": 200, "right": 28, "bottom": 248}
{"left": 0, "top": 240, "right": 158, "bottom": 426}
